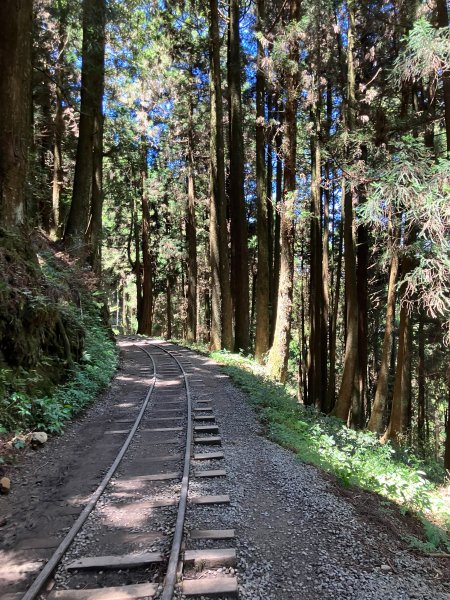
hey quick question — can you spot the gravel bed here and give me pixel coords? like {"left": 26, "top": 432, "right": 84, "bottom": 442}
{"left": 180, "top": 348, "right": 450, "bottom": 600}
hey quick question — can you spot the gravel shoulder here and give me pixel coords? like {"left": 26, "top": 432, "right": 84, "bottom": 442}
{"left": 1, "top": 340, "right": 449, "bottom": 600}
{"left": 184, "top": 349, "right": 450, "bottom": 600}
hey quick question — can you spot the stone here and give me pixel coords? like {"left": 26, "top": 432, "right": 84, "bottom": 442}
{"left": 0, "top": 477, "right": 11, "bottom": 494}
{"left": 30, "top": 432, "right": 48, "bottom": 447}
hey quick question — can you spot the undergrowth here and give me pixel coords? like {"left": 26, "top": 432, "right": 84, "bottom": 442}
{"left": 0, "top": 306, "right": 117, "bottom": 436}
{"left": 0, "top": 237, "right": 118, "bottom": 438}
{"left": 207, "top": 350, "right": 450, "bottom": 551}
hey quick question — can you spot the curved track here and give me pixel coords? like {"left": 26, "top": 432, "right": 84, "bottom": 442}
{"left": 18, "top": 338, "right": 237, "bottom": 600}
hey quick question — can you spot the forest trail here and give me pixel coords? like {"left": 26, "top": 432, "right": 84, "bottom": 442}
{"left": 0, "top": 338, "right": 449, "bottom": 600}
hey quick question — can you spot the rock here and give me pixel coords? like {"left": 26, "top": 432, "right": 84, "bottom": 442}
{"left": 30, "top": 432, "right": 48, "bottom": 447}
{"left": 380, "top": 564, "right": 391, "bottom": 572}
{"left": 0, "top": 477, "right": 11, "bottom": 494}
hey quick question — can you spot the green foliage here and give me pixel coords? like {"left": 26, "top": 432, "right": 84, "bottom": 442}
{"left": 210, "top": 350, "right": 450, "bottom": 536}
{"left": 404, "top": 518, "right": 450, "bottom": 554}
{"left": 393, "top": 18, "right": 450, "bottom": 85}
{"left": 0, "top": 308, "right": 117, "bottom": 435}
{"left": 359, "top": 137, "right": 450, "bottom": 329}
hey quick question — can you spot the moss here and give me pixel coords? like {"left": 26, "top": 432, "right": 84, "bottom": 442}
{"left": 0, "top": 231, "right": 116, "bottom": 434}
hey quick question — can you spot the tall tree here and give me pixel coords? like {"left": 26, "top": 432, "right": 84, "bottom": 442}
{"left": 330, "top": 0, "right": 359, "bottom": 421}
{"left": 229, "top": 0, "right": 250, "bottom": 352}
{"left": 254, "top": 0, "right": 270, "bottom": 363}
{"left": 267, "top": 0, "right": 301, "bottom": 382}
{"left": 136, "top": 142, "right": 153, "bottom": 336}
{"left": 186, "top": 79, "right": 198, "bottom": 343}
{"left": 65, "top": 0, "right": 105, "bottom": 262}
{"left": 0, "top": 0, "right": 33, "bottom": 228}
{"left": 209, "top": 0, "right": 233, "bottom": 350}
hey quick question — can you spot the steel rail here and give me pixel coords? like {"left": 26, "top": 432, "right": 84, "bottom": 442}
{"left": 21, "top": 345, "right": 157, "bottom": 600}
{"left": 148, "top": 342, "right": 193, "bottom": 600}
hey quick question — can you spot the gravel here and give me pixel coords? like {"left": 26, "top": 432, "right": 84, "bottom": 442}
{"left": 180, "top": 347, "right": 450, "bottom": 600}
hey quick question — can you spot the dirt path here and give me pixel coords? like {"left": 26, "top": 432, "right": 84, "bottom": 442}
{"left": 1, "top": 339, "right": 449, "bottom": 599}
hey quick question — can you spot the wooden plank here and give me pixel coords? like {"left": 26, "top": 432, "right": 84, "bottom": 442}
{"left": 193, "top": 452, "right": 224, "bottom": 460}
{"left": 194, "top": 425, "right": 219, "bottom": 433}
{"left": 189, "top": 529, "right": 235, "bottom": 540}
{"left": 194, "top": 469, "right": 226, "bottom": 478}
{"left": 146, "top": 498, "right": 178, "bottom": 507}
{"left": 193, "top": 407, "right": 213, "bottom": 412}
{"left": 184, "top": 548, "right": 236, "bottom": 568}
{"left": 194, "top": 415, "right": 215, "bottom": 421}
{"left": 48, "top": 583, "right": 158, "bottom": 599}
{"left": 194, "top": 436, "right": 221, "bottom": 445}
{"left": 189, "top": 495, "right": 230, "bottom": 506}
{"left": 67, "top": 551, "right": 163, "bottom": 571}
{"left": 141, "top": 427, "right": 183, "bottom": 432}
{"left": 134, "top": 472, "right": 179, "bottom": 481}
{"left": 182, "top": 577, "right": 238, "bottom": 598}
{"left": 104, "top": 430, "right": 129, "bottom": 435}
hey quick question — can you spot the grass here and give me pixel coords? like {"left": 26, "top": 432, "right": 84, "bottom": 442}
{"left": 191, "top": 347, "right": 450, "bottom": 550}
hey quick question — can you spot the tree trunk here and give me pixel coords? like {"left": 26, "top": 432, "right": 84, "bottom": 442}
{"left": 267, "top": 0, "right": 300, "bottom": 383}
{"left": 308, "top": 103, "right": 324, "bottom": 409}
{"left": 87, "top": 0, "right": 105, "bottom": 275}
{"left": 271, "top": 101, "right": 283, "bottom": 343}
{"left": 0, "top": 0, "right": 33, "bottom": 228}
{"left": 228, "top": 0, "right": 249, "bottom": 352}
{"left": 327, "top": 206, "right": 343, "bottom": 412}
{"left": 137, "top": 143, "right": 153, "bottom": 336}
{"left": 330, "top": 0, "right": 359, "bottom": 421}
{"left": 367, "top": 251, "right": 399, "bottom": 433}
{"left": 351, "top": 200, "right": 369, "bottom": 428}
{"left": 65, "top": 0, "right": 105, "bottom": 257}
{"left": 417, "top": 313, "right": 425, "bottom": 452}
{"left": 444, "top": 376, "right": 450, "bottom": 470}
{"left": 166, "top": 278, "right": 172, "bottom": 339}
{"left": 209, "top": 0, "right": 233, "bottom": 351}
{"left": 186, "top": 83, "right": 198, "bottom": 343}
{"left": 52, "top": 35, "right": 65, "bottom": 237}
{"left": 254, "top": 0, "right": 270, "bottom": 363}
{"left": 382, "top": 294, "right": 410, "bottom": 444}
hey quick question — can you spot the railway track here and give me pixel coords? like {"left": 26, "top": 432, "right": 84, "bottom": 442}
{"left": 17, "top": 339, "right": 238, "bottom": 600}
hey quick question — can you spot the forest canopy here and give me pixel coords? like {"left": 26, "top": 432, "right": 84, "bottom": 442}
{"left": 0, "top": 0, "right": 449, "bottom": 469}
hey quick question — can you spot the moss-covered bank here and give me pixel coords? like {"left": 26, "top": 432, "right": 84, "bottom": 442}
{"left": 0, "top": 229, "right": 117, "bottom": 436}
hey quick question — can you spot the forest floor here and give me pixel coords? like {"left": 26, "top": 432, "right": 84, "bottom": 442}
{"left": 1, "top": 338, "right": 449, "bottom": 599}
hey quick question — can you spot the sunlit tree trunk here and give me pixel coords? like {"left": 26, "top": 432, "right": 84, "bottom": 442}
{"left": 0, "top": 0, "right": 33, "bottom": 228}
{"left": 267, "top": 0, "right": 300, "bottom": 383}
{"left": 271, "top": 104, "right": 283, "bottom": 344}
{"left": 368, "top": 250, "right": 399, "bottom": 433}
{"left": 229, "top": 0, "right": 249, "bottom": 352}
{"left": 254, "top": 0, "right": 270, "bottom": 363}
{"left": 382, "top": 279, "right": 411, "bottom": 443}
